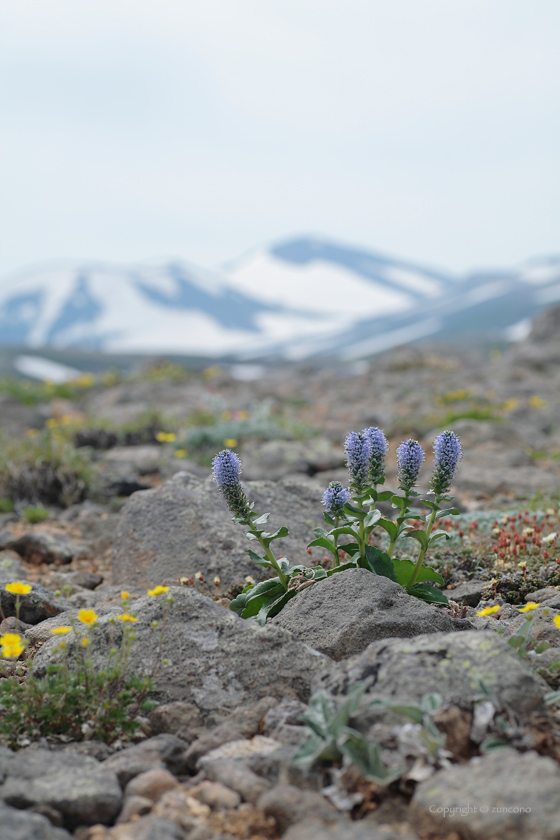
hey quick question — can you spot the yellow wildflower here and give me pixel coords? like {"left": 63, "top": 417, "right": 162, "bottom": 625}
{"left": 147, "top": 585, "right": 170, "bottom": 596}
{"left": 223, "top": 439, "right": 238, "bottom": 448}
{"left": 0, "top": 632, "right": 25, "bottom": 658}
{"left": 58, "top": 641, "right": 67, "bottom": 650}
{"left": 26, "top": 428, "right": 39, "bottom": 438}
{"left": 121, "top": 591, "right": 130, "bottom": 600}
{"left": 156, "top": 431, "right": 177, "bottom": 443}
{"left": 518, "top": 602, "right": 540, "bottom": 613}
{"left": 77, "top": 609, "right": 98, "bottom": 625}
{"left": 5, "top": 582, "right": 32, "bottom": 596}
{"left": 175, "top": 449, "right": 187, "bottom": 458}
{"left": 46, "top": 418, "right": 59, "bottom": 429}
{"left": 238, "top": 410, "right": 249, "bottom": 420}
{"left": 553, "top": 615, "right": 560, "bottom": 629}
{"left": 202, "top": 365, "right": 221, "bottom": 380}
{"left": 529, "top": 395, "right": 547, "bottom": 409}
{"left": 476, "top": 605, "right": 501, "bottom": 617}
{"left": 51, "top": 626, "right": 72, "bottom": 635}
{"left": 117, "top": 612, "right": 138, "bottom": 622}
{"left": 81, "top": 638, "right": 91, "bottom": 647}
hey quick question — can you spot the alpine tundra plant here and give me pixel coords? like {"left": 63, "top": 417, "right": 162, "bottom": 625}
{"left": 212, "top": 428, "right": 463, "bottom": 623}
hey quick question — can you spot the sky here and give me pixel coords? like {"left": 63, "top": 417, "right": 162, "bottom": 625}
{"left": 0, "top": 0, "right": 559, "bottom": 281}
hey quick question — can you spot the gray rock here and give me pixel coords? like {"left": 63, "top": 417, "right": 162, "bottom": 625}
{"left": 283, "top": 817, "right": 417, "bottom": 840}
{"left": 411, "top": 748, "right": 560, "bottom": 839}
{"left": 447, "top": 580, "right": 488, "bottom": 607}
{"left": 3, "top": 532, "right": 77, "bottom": 566}
{"left": 240, "top": 438, "right": 345, "bottom": 480}
{"left": 258, "top": 784, "right": 337, "bottom": 834}
{"left": 201, "top": 759, "right": 271, "bottom": 804}
{"left": 101, "top": 734, "right": 190, "bottom": 788}
{"left": 149, "top": 701, "right": 204, "bottom": 742}
{"left": 0, "top": 749, "right": 122, "bottom": 829}
{"left": 0, "top": 800, "right": 72, "bottom": 840}
{"left": 312, "top": 630, "right": 549, "bottom": 717}
{"left": 527, "top": 647, "right": 560, "bottom": 688}
{"left": 112, "top": 814, "right": 185, "bottom": 839}
{"left": 0, "top": 550, "right": 27, "bottom": 584}
{"left": 33, "top": 588, "right": 330, "bottom": 718}
{"left": 272, "top": 569, "right": 468, "bottom": 660}
{"left": 0, "top": 582, "right": 66, "bottom": 625}
{"left": 525, "top": 587, "right": 560, "bottom": 603}
{"left": 111, "top": 471, "right": 324, "bottom": 589}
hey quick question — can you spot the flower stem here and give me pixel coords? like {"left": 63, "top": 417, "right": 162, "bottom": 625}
{"left": 408, "top": 507, "right": 438, "bottom": 588}
{"left": 249, "top": 525, "right": 289, "bottom": 589}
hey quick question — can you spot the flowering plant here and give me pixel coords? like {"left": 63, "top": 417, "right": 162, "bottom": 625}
{"left": 0, "top": 584, "right": 173, "bottom": 747}
{"left": 213, "top": 428, "right": 462, "bottom": 620}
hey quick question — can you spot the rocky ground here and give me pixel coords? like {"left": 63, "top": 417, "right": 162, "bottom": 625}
{"left": 0, "top": 308, "right": 560, "bottom": 839}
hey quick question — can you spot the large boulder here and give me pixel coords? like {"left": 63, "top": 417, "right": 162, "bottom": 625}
{"left": 240, "top": 438, "right": 345, "bottom": 481}
{"left": 32, "top": 588, "right": 330, "bottom": 719}
{"left": 312, "top": 630, "right": 548, "bottom": 717}
{"left": 0, "top": 581, "right": 67, "bottom": 625}
{"left": 111, "top": 471, "right": 325, "bottom": 589}
{"left": 0, "top": 800, "right": 72, "bottom": 840}
{"left": 271, "top": 569, "right": 469, "bottom": 660}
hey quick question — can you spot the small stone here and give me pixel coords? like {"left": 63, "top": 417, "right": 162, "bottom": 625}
{"left": 0, "top": 550, "right": 27, "bottom": 584}
{"left": 149, "top": 701, "right": 204, "bottom": 742}
{"left": 201, "top": 759, "right": 271, "bottom": 804}
{"left": 101, "top": 735, "right": 190, "bottom": 788}
{"left": 116, "top": 795, "right": 153, "bottom": 824}
{"left": 257, "top": 784, "right": 337, "bottom": 834}
{"left": 525, "top": 587, "right": 560, "bottom": 603}
{"left": 111, "top": 814, "right": 185, "bottom": 839}
{"left": 152, "top": 788, "right": 206, "bottom": 832}
{"left": 191, "top": 781, "right": 241, "bottom": 811}
{"left": 125, "top": 768, "right": 179, "bottom": 803}
{"left": 446, "top": 580, "right": 488, "bottom": 607}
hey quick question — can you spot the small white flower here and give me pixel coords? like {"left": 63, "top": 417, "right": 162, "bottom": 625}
{"left": 542, "top": 532, "right": 557, "bottom": 544}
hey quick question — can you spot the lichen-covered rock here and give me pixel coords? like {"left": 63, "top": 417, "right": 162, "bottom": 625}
{"left": 111, "top": 471, "right": 325, "bottom": 589}
{"left": 271, "top": 569, "right": 469, "bottom": 660}
{"left": 312, "top": 630, "right": 548, "bottom": 716}
{"left": 411, "top": 749, "right": 560, "bottom": 839}
{"left": 33, "top": 588, "right": 330, "bottom": 719}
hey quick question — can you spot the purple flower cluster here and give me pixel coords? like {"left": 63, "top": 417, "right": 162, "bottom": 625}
{"left": 344, "top": 431, "right": 370, "bottom": 492}
{"left": 396, "top": 439, "right": 425, "bottom": 492}
{"left": 431, "top": 431, "right": 462, "bottom": 495}
{"left": 364, "top": 427, "right": 389, "bottom": 484}
{"left": 322, "top": 481, "right": 351, "bottom": 517}
{"left": 212, "top": 449, "right": 252, "bottom": 518}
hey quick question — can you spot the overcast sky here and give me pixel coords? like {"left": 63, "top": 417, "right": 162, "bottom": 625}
{"left": 0, "top": 0, "right": 558, "bottom": 280}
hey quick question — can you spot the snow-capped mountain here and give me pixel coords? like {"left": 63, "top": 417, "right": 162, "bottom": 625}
{"left": 0, "top": 237, "right": 559, "bottom": 361}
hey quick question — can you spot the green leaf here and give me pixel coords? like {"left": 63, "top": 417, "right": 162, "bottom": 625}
{"left": 344, "top": 502, "right": 367, "bottom": 519}
{"left": 253, "top": 512, "right": 271, "bottom": 525}
{"left": 421, "top": 693, "right": 443, "bottom": 714}
{"left": 391, "top": 559, "right": 444, "bottom": 587}
{"left": 420, "top": 500, "right": 438, "bottom": 510}
{"left": 508, "top": 635, "right": 525, "bottom": 649}
{"left": 263, "top": 526, "right": 289, "bottom": 543}
{"left": 364, "top": 546, "right": 397, "bottom": 581}
{"left": 307, "top": 537, "right": 336, "bottom": 553}
{"left": 293, "top": 732, "right": 328, "bottom": 763}
{"left": 404, "top": 528, "right": 429, "bottom": 548}
{"left": 324, "top": 512, "right": 335, "bottom": 527}
{"left": 377, "top": 518, "right": 398, "bottom": 540}
{"left": 428, "top": 529, "right": 452, "bottom": 545}
{"left": 337, "top": 542, "right": 360, "bottom": 557}
{"left": 407, "top": 583, "right": 449, "bottom": 604}
{"left": 364, "top": 509, "right": 382, "bottom": 528}
{"left": 435, "top": 508, "right": 459, "bottom": 519}
{"left": 376, "top": 490, "right": 393, "bottom": 502}
{"left": 313, "top": 527, "right": 329, "bottom": 539}
{"left": 246, "top": 548, "right": 270, "bottom": 567}
{"left": 535, "top": 641, "right": 551, "bottom": 654}
{"left": 263, "top": 589, "right": 299, "bottom": 621}
{"left": 480, "top": 738, "right": 508, "bottom": 752}
{"left": 391, "top": 495, "right": 406, "bottom": 510}
{"left": 302, "top": 692, "right": 336, "bottom": 738}
{"left": 545, "top": 690, "right": 560, "bottom": 706}
{"left": 327, "top": 561, "right": 357, "bottom": 576}
{"left": 242, "top": 589, "right": 285, "bottom": 620}
{"left": 330, "top": 525, "right": 360, "bottom": 538}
